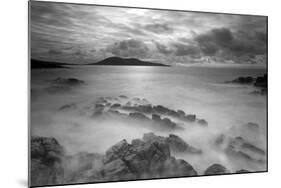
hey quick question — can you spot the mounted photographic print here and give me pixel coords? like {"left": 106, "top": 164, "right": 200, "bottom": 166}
{"left": 29, "top": 1, "right": 268, "bottom": 187}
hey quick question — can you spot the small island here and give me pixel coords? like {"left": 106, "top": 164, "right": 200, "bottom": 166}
{"left": 89, "top": 57, "right": 170, "bottom": 67}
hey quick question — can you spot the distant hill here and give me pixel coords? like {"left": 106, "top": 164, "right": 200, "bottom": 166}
{"left": 31, "top": 59, "right": 70, "bottom": 69}
{"left": 89, "top": 57, "right": 169, "bottom": 66}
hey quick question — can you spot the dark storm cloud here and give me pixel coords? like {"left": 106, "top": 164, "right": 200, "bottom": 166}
{"left": 30, "top": 1, "right": 267, "bottom": 65}
{"left": 106, "top": 39, "right": 150, "bottom": 58}
{"left": 194, "top": 27, "right": 267, "bottom": 62}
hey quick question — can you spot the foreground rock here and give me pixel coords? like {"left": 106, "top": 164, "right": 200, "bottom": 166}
{"left": 31, "top": 134, "right": 198, "bottom": 185}
{"left": 204, "top": 164, "right": 230, "bottom": 175}
{"left": 142, "top": 133, "right": 202, "bottom": 154}
{"left": 99, "top": 138, "right": 197, "bottom": 181}
{"left": 30, "top": 136, "right": 65, "bottom": 186}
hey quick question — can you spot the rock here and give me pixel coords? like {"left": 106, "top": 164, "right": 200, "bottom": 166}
{"left": 167, "top": 110, "right": 180, "bottom": 118}
{"left": 254, "top": 74, "right": 267, "bottom": 88}
{"left": 204, "top": 164, "right": 229, "bottom": 175}
{"left": 245, "top": 122, "right": 259, "bottom": 130}
{"left": 129, "top": 112, "right": 150, "bottom": 121}
{"left": 166, "top": 134, "right": 202, "bottom": 154}
{"left": 31, "top": 134, "right": 198, "bottom": 184}
{"left": 197, "top": 119, "right": 208, "bottom": 126}
{"left": 236, "top": 169, "right": 250, "bottom": 173}
{"left": 184, "top": 114, "right": 196, "bottom": 122}
{"left": 52, "top": 77, "right": 84, "bottom": 86}
{"left": 143, "top": 133, "right": 201, "bottom": 154}
{"left": 152, "top": 114, "right": 161, "bottom": 121}
{"left": 177, "top": 110, "right": 185, "bottom": 116}
{"left": 162, "top": 118, "right": 177, "bottom": 129}
{"left": 136, "top": 105, "right": 153, "bottom": 114}
{"left": 111, "top": 103, "right": 121, "bottom": 109}
{"left": 250, "top": 88, "right": 267, "bottom": 96}
{"left": 153, "top": 105, "right": 170, "bottom": 114}
{"left": 30, "top": 136, "right": 65, "bottom": 186}
{"left": 228, "top": 76, "right": 254, "bottom": 84}
{"left": 100, "top": 135, "right": 197, "bottom": 180}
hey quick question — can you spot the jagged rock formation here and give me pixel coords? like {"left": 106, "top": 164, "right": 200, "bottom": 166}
{"left": 31, "top": 134, "right": 198, "bottom": 185}
{"left": 30, "top": 136, "right": 65, "bottom": 186}
{"left": 58, "top": 96, "right": 208, "bottom": 130}
{"left": 142, "top": 133, "right": 202, "bottom": 154}
{"left": 204, "top": 164, "right": 229, "bottom": 175}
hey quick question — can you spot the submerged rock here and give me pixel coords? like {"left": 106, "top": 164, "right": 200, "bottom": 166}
{"left": 228, "top": 76, "right": 254, "bottom": 84}
{"left": 51, "top": 77, "right": 84, "bottom": 86}
{"left": 204, "top": 164, "right": 229, "bottom": 175}
{"left": 197, "top": 119, "right": 208, "bottom": 126}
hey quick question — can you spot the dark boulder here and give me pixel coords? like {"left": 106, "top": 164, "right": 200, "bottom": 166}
{"left": 197, "top": 119, "right": 208, "bottom": 126}
{"left": 111, "top": 103, "right": 121, "bottom": 109}
{"left": 254, "top": 74, "right": 267, "bottom": 88}
{"left": 177, "top": 110, "right": 185, "bottom": 117}
{"left": 204, "top": 164, "right": 229, "bottom": 175}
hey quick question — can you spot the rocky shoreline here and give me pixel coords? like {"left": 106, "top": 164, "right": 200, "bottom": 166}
{"left": 30, "top": 95, "right": 266, "bottom": 186}
{"left": 31, "top": 132, "right": 252, "bottom": 186}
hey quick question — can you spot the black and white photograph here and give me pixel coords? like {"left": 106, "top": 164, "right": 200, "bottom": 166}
{"left": 29, "top": 1, "right": 267, "bottom": 187}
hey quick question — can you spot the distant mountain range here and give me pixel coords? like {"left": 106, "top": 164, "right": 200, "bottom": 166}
{"left": 89, "top": 57, "right": 169, "bottom": 66}
{"left": 31, "top": 57, "right": 169, "bottom": 69}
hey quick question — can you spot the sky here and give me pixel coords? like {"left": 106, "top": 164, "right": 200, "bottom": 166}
{"left": 30, "top": 1, "right": 267, "bottom": 65}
